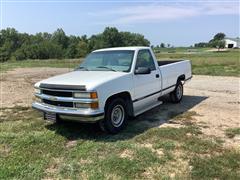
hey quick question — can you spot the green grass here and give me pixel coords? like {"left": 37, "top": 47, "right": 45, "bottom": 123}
{"left": 0, "top": 107, "right": 239, "bottom": 179}
{"left": 0, "top": 59, "right": 82, "bottom": 72}
{"left": 0, "top": 48, "right": 239, "bottom": 76}
{"left": 190, "top": 151, "right": 240, "bottom": 179}
{"left": 225, "top": 128, "right": 240, "bottom": 138}
{"left": 154, "top": 47, "right": 211, "bottom": 53}
{"left": 156, "top": 49, "right": 240, "bottom": 76}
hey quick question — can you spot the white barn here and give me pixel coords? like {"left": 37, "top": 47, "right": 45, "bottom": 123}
{"left": 224, "top": 38, "right": 240, "bottom": 48}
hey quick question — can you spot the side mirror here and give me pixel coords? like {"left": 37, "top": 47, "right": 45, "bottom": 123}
{"left": 134, "top": 67, "right": 151, "bottom": 75}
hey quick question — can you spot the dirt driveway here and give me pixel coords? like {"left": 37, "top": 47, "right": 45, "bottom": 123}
{"left": 1, "top": 68, "right": 239, "bottom": 146}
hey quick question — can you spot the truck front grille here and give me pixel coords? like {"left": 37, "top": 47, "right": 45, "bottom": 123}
{"left": 42, "top": 90, "right": 72, "bottom": 97}
{"left": 39, "top": 83, "right": 86, "bottom": 108}
{"left": 42, "top": 99, "right": 74, "bottom": 108}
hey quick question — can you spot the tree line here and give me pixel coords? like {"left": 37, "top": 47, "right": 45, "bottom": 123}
{"left": 194, "top": 33, "right": 226, "bottom": 48}
{"left": 152, "top": 33, "right": 229, "bottom": 50}
{"left": 153, "top": 43, "right": 172, "bottom": 49}
{"left": 0, "top": 27, "right": 150, "bottom": 62}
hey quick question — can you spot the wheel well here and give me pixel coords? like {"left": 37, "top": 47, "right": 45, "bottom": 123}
{"left": 177, "top": 74, "right": 185, "bottom": 82}
{"left": 105, "top": 92, "right": 134, "bottom": 116}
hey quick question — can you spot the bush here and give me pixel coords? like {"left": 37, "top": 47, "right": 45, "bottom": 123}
{"left": 14, "top": 49, "right": 27, "bottom": 60}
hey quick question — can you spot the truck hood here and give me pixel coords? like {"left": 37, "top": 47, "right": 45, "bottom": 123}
{"left": 36, "top": 70, "right": 128, "bottom": 90}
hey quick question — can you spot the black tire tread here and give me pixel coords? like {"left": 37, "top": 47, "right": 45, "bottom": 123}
{"left": 170, "top": 81, "right": 183, "bottom": 103}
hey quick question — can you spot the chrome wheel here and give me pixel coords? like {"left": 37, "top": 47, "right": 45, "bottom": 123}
{"left": 111, "top": 105, "right": 125, "bottom": 127}
{"left": 176, "top": 84, "right": 183, "bottom": 100}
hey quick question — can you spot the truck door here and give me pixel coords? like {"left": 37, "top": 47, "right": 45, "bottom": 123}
{"left": 133, "top": 49, "right": 161, "bottom": 114}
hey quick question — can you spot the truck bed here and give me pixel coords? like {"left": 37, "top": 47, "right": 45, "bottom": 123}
{"left": 158, "top": 59, "right": 192, "bottom": 95}
{"left": 157, "top": 60, "right": 183, "bottom": 66}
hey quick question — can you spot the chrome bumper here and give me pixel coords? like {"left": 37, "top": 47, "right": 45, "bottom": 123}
{"left": 32, "top": 102, "right": 104, "bottom": 122}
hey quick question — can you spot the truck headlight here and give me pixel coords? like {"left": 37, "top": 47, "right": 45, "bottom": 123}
{"left": 73, "top": 92, "right": 98, "bottom": 99}
{"left": 34, "top": 88, "right": 41, "bottom": 94}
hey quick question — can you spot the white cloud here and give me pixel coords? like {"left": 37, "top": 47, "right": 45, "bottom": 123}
{"left": 204, "top": 3, "right": 239, "bottom": 15}
{"left": 113, "top": 5, "right": 199, "bottom": 24}
{"left": 92, "top": 2, "right": 239, "bottom": 25}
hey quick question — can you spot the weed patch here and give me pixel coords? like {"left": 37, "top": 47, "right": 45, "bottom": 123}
{"left": 190, "top": 150, "right": 240, "bottom": 179}
{"left": 168, "top": 111, "right": 200, "bottom": 126}
{"left": 225, "top": 128, "right": 240, "bottom": 138}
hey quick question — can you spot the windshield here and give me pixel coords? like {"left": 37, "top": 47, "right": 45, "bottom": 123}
{"left": 76, "top": 50, "right": 134, "bottom": 72}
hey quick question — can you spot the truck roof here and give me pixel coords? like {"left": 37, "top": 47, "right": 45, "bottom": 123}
{"left": 93, "top": 46, "right": 150, "bottom": 52}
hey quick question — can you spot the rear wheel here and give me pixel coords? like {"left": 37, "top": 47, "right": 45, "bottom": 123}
{"left": 170, "top": 81, "right": 183, "bottom": 103}
{"left": 99, "top": 98, "right": 128, "bottom": 134}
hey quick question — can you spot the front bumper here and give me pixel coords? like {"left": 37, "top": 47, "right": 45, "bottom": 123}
{"left": 32, "top": 102, "right": 104, "bottom": 122}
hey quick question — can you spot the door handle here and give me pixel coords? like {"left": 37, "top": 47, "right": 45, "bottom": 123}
{"left": 156, "top": 74, "right": 160, "bottom": 78}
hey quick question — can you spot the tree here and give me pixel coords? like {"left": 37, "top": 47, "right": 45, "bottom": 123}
{"left": 217, "top": 41, "right": 225, "bottom": 49}
{"left": 209, "top": 40, "right": 225, "bottom": 50}
{"left": 208, "top": 32, "right": 226, "bottom": 49}
{"left": 13, "top": 48, "right": 27, "bottom": 60}
{"left": 88, "top": 35, "right": 106, "bottom": 51}
{"left": 0, "top": 28, "right": 21, "bottom": 61}
{"left": 102, "top": 27, "right": 123, "bottom": 47}
{"left": 194, "top": 42, "right": 208, "bottom": 48}
{"left": 77, "top": 41, "right": 88, "bottom": 57}
{"left": 120, "top": 31, "right": 150, "bottom": 47}
{"left": 51, "top": 28, "right": 68, "bottom": 49}
{"left": 65, "top": 43, "right": 78, "bottom": 58}
{"left": 0, "top": 43, "right": 12, "bottom": 62}
{"left": 213, "top": 33, "right": 225, "bottom": 41}
{"left": 81, "top": 35, "right": 88, "bottom": 43}
{"left": 65, "top": 35, "right": 81, "bottom": 58}
{"left": 160, "top": 43, "right": 165, "bottom": 48}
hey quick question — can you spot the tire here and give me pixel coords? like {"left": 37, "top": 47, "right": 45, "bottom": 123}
{"left": 170, "top": 81, "right": 183, "bottom": 103}
{"left": 99, "top": 98, "right": 128, "bottom": 134}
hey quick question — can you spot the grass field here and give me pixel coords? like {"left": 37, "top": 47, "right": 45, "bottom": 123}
{"left": 0, "top": 48, "right": 239, "bottom": 76}
{"left": 0, "top": 107, "right": 239, "bottom": 179}
{"left": 0, "top": 59, "right": 82, "bottom": 72}
{"left": 155, "top": 49, "right": 239, "bottom": 76}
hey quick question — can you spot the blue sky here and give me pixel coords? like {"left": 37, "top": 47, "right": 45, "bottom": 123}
{"left": 1, "top": 0, "right": 239, "bottom": 46}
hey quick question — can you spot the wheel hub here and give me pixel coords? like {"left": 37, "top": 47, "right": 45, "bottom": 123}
{"left": 176, "top": 84, "right": 183, "bottom": 100}
{"left": 111, "top": 105, "right": 125, "bottom": 127}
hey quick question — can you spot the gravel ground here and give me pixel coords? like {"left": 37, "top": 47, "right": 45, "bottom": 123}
{"left": 1, "top": 68, "right": 239, "bottom": 147}
{"left": 184, "top": 75, "right": 239, "bottom": 147}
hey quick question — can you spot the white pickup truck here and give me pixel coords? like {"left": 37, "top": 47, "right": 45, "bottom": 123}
{"left": 32, "top": 47, "right": 192, "bottom": 133}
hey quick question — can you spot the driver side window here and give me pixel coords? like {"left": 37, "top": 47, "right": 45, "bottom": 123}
{"left": 135, "top": 50, "right": 156, "bottom": 71}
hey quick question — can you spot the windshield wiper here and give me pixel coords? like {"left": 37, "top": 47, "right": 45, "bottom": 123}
{"left": 95, "top": 66, "right": 116, "bottom": 72}
{"left": 75, "top": 66, "right": 89, "bottom": 71}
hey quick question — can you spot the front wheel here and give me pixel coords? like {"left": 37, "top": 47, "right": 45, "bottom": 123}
{"left": 170, "top": 81, "right": 183, "bottom": 103}
{"left": 99, "top": 98, "right": 128, "bottom": 134}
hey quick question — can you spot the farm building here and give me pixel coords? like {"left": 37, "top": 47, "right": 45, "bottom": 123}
{"left": 224, "top": 37, "right": 240, "bottom": 48}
